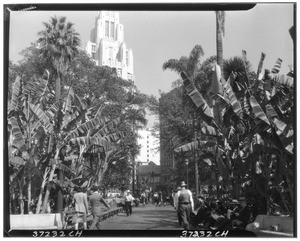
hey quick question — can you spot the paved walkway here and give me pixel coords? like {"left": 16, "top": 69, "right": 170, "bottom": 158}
{"left": 100, "top": 203, "right": 182, "bottom": 230}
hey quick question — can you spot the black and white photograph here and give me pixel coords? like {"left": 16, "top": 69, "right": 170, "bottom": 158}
{"left": 3, "top": 2, "right": 296, "bottom": 238}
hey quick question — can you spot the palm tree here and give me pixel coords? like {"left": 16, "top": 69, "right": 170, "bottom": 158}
{"left": 163, "top": 45, "right": 204, "bottom": 80}
{"left": 37, "top": 16, "right": 81, "bottom": 102}
{"left": 37, "top": 16, "right": 80, "bottom": 214}
{"left": 163, "top": 45, "right": 206, "bottom": 196}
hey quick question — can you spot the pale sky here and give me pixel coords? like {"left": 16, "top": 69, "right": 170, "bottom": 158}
{"left": 7, "top": 3, "right": 295, "bottom": 128}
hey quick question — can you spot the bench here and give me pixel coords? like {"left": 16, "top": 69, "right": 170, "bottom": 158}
{"left": 99, "top": 207, "right": 123, "bottom": 222}
{"left": 246, "top": 215, "right": 294, "bottom": 237}
{"left": 63, "top": 207, "right": 123, "bottom": 229}
{"left": 10, "top": 213, "right": 63, "bottom": 230}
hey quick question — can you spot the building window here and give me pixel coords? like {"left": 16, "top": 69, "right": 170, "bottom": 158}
{"left": 91, "top": 45, "right": 96, "bottom": 52}
{"left": 105, "top": 21, "right": 109, "bottom": 37}
{"left": 110, "top": 22, "right": 115, "bottom": 38}
{"left": 108, "top": 47, "right": 113, "bottom": 61}
{"left": 126, "top": 50, "right": 129, "bottom": 66}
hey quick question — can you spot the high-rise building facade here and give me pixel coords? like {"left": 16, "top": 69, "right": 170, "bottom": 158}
{"left": 136, "top": 128, "right": 160, "bottom": 166}
{"left": 85, "top": 11, "right": 134, "bottom": 81}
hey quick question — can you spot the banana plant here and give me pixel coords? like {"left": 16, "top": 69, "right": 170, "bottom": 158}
{"left": 8, "top": 72, "right": 52, "bottom": 214}
{"left": 175, "top": 51, "right": 294, "bottom": 212}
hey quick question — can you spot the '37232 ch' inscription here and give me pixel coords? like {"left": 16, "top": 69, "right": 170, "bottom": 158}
{"left": 32, "top": 230, "right": 82, "bottom": 237}
{"left": 180, "top": 230, "right": 229, "bottom": 238}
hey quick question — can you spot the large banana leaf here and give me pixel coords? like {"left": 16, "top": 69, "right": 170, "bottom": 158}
{"left": 56, "top": 164, "right": 76, "bottom": 175}
{"left": 30, "top": 104, "right": 54, "bottom": 133}
{"left": 10, "top": 76, "right": 22, "bottom": 113}
{"left": 249, "top": 95, "right": 270, "bottom": 125}
{"left": 9, "top": 156, "right": 26, "bottom": 166}
{"left": 223, "top": 73, "right": 243, "bottom": 118}
{"left": 271, "top": 58, "right": 283, "bottom": 74}
{"left": 101, "top": 132, "right": 126, "bottom": 142}
{"left": 46, "top": 101, "right": 61, "bottom": 118}
{"left": 180, "top": 71, "right": 217, "bottom": 128}
{"left": 69, "top": 137, "right": 116, "bottom": 152}
{"left": 201, "top": 125, "right": 217, "bottom": 136}
{"left": 93, "top": 118, "right": 120, "bottom": 138}
{"left": 174, "top": 140, "right": 216, "bottom": 153}
{"left": 257, "top": 52, "right": 266, "bottom": 80}
{"left": 22, "top": 76, "right": 48, "bottom": 103}
{"left": 270, "top": 73, "right": 293, "bottom": 87}
{"left": 64, "top": 116, "right": 110, "bottom": 142}
{"left": 259, "top": 104, "right": 293, "bottom": 154}
{"left": 62, "top": 87, "right": 75, "bottom": 129}
{"left": 10, "top": 117, "right": 26, "bottom": 151}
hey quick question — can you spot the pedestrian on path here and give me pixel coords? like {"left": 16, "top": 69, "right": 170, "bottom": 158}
{"left": 124, "top": 190, "right": 134, "bottom": 216}
{"left": 173, "top": 187, "right": 183, "bottom": 227}
{"left": 89, "top": 186, "right": 110, "bottom": 230}
{"left": 175, "top": 181, "right": 195, "bottom": 230}
{"left": 72, "top": 186, "right": 89, "bottom": 230}
{"left": 141, "top": 192, "right": 146, "bottom": 206}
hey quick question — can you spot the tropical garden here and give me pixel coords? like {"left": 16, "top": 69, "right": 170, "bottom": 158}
{"left": 7, "top": 11, "right": 295, "bottom": 221}
{"left": 8, "top": 16, "right": 150, "bottom": 215}
{"left": 152, "top": 12, "right": 295, "bottom": 216}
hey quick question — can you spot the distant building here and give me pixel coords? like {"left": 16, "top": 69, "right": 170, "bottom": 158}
{"left": 85, "top": 11, "right": 134, "bottom": 81}
{"left": 137, "top": 161, "right": 161, "bottom": 191}
{"left": 136, "top": 128, "right": 160, "bottom": 165}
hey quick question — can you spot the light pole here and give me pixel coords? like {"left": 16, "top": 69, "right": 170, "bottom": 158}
{"left": 185, "top": 159, "right": 189, "bottom": 189}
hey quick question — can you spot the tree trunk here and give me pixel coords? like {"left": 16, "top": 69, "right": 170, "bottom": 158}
{"left": 41, "top": 149, "right": 59, "bottom": 213}
{"left": 35, "top": 167, "right": 50, "bottom": 214}
{"left": 216, "top": 11, "right": 224, "bottom": 73}
{"left": 55, "top": 68, "right": 64, "bottom": 215}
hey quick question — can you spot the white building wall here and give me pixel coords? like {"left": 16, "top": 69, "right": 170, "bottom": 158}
{"left": 85, "top": 11, "right": 134, "bottom": 81}
{"left": 136, "top": 129, "right": 160, "bottom": 165}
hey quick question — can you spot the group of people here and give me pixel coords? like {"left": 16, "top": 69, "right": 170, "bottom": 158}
{"left": 72, "top": 186, "right": 110, "bottom": 230}
{"left": 172, "top": 181, "right": 257, "bottom": 230}
{"left": 193, "top": 196, "right": 257, "bottom": 230}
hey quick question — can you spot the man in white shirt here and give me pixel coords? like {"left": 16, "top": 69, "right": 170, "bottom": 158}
{"left": 124, "top": 190, "right": 134, "bottom": 216}
{"left": 175, "top": 181, "right": 194, "bottom": 230}
{"left": 173, "top": 186, "right": 182, "bottom": 227}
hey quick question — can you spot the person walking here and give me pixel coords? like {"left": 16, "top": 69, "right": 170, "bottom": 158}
{"left": 141, "top": 192, "right": 146, "bottom": 206}
{"left": 89, "top": 186, "right": 110, "bottom": 230}
{"left": 124, "top": 190, "right": 134, "bottom": 216}
{"left": 175, "top": 181, "right": 194, "bottom": 230}
{"left": 72, "top": 186, "right": 89, "bottom": 230}
{"left": 173, "top": 186, "right": 183, "bottom": 227}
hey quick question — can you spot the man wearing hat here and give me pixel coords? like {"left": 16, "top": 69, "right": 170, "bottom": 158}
{"left": 174, "top": 181, "right": 194, "bottom": 230}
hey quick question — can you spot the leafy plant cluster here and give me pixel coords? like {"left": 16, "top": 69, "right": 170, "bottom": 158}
{"left": 7, "top": 16, "right": 149, "bottom": 215}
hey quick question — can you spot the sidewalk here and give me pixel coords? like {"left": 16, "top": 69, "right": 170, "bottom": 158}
{"left": 100, "top": 203, "right": 182, "bottom": 230}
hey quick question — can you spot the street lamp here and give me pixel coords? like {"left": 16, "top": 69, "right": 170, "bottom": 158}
{"left": 185, "top": 159, "right": 189, "bottom": 189}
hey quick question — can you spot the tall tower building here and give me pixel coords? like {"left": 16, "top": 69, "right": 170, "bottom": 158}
{"left": 85, "top": 11, "right": 134, "bottom": 81}
{"left": 136, "top": 128, "right": 160, "bottom": 166}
